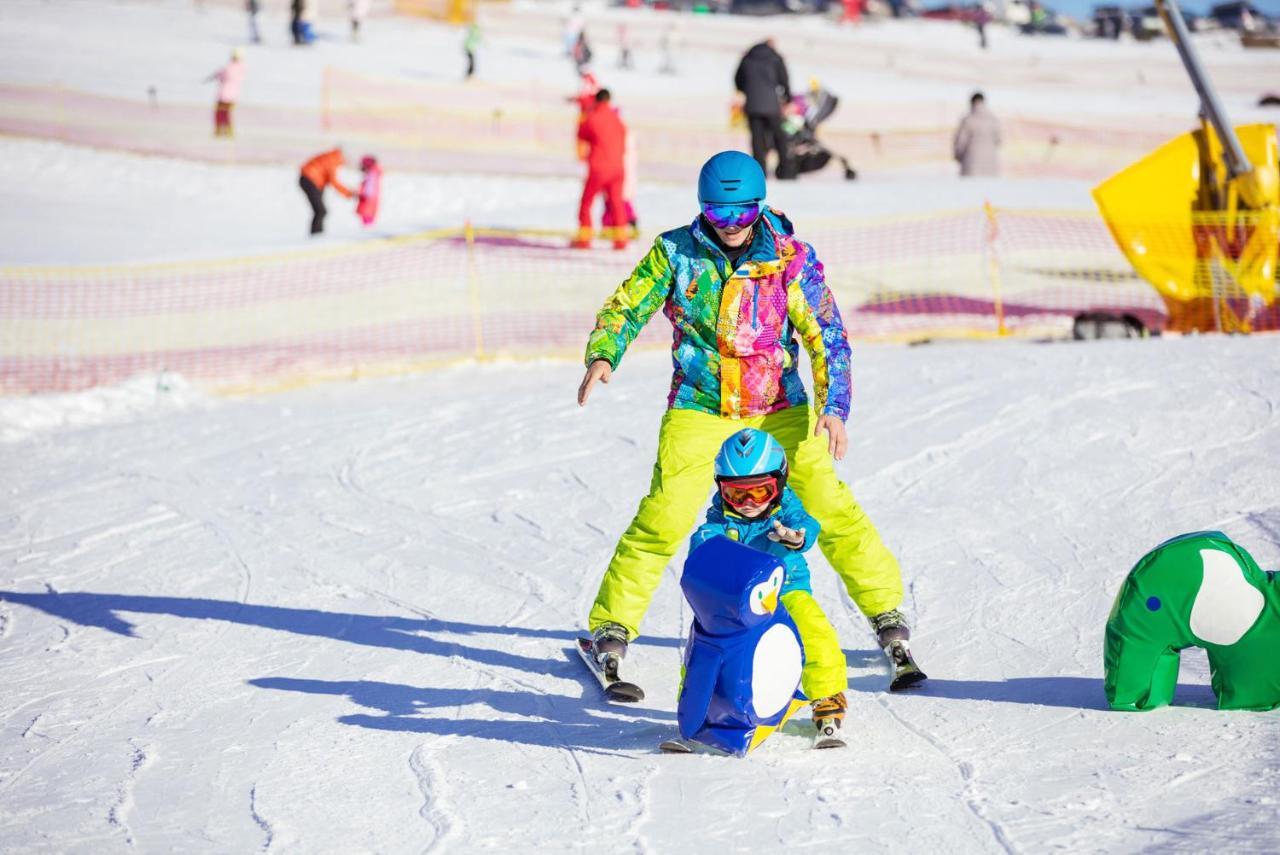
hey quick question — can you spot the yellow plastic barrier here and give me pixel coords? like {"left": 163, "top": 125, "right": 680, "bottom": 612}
{"left": 1094, "top": 123, "right": 1279, "bottom": 332}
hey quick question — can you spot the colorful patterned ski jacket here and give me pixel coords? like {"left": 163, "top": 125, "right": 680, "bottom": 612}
{"left": 690, "top": 486, "right": 819, "bottom": 596}
{"left": 585, "top": 209, "right": 853, "bottom": 420}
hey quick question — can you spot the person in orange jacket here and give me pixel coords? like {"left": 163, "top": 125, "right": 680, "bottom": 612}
{"left": 573, "top": 89, "right": 628, "bottom": 250}
{"left": 299, "top": 147, "right": 354, "bottom": 235}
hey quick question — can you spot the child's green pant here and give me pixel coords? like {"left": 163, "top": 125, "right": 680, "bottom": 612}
{"left": 780, "top": 589, "right": 848, "bottom": 701}
{"left": 588, "top": 405, "right": 903, "bottom": 647}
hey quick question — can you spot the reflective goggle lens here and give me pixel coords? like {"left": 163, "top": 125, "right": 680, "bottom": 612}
{"left": 701, "top": 201, "right": 761, "bottom": 230}
{"left": 719, "top": 476, "right": 778, "bottom": 507}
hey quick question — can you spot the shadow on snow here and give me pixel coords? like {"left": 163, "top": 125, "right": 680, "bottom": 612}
{"left": 871, "top": 675, "right": 1218, "bottom": 710}
{"left": 0, "top": 588, "right": 680, "bottom": 751}
{"left": 250, "top": 675, "right": 674, "bottom": 752}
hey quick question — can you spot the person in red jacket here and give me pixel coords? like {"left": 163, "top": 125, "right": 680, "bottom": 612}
{"left": 299, "top": 147, "right": 355, "bottom": 235}
{"left": 573, "top": 89, "right": 628, "bottom": 250}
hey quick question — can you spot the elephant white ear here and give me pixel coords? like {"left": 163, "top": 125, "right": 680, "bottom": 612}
{"left": 1189, "top": 548, "right": 1264, "bottom": 646}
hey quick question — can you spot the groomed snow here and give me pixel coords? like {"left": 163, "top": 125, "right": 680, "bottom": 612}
{"left": 1, "top": 338, "right": 1278, "bottom": 851}
{"left": 3, "top": 0, "right": 1280, "bottom": 851}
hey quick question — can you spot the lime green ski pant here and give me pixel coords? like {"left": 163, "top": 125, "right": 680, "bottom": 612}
{"left": 588, "top": 405, "right": 903, "bottom": 656}
{"left": 781, "top": 589, "right": 848, "bottom": 701}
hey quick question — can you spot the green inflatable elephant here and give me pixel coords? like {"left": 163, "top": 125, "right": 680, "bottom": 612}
{"left": 1105, "top": 531, "right": 1280, "bottom": 711}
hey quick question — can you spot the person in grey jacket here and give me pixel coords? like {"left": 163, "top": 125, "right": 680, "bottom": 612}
{"left": 953, "top": 91, "right": 1001, "bottom": 177}
{"left": 734, "top": 39, "right": 796, "bottom": 180}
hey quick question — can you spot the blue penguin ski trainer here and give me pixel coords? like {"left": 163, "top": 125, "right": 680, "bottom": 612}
{"left": 677, "top": 535, "right": 808, "bottom": 756}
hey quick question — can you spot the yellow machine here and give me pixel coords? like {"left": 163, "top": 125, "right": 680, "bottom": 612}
{"left": 1093, "top": 0, "right": 1279, "bottom": 333}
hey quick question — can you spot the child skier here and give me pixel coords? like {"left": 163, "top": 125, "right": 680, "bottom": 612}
{"left": 356, "top": 155, "right": 382, "bottom": 227}
{"left": 206, "top": 48, "right": 245, "bottom": 138}
{"left": 691, "top": 428, "right": 849, "bottom": 745}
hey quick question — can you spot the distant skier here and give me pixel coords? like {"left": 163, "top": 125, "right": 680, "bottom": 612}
{"left": 246, "top": 0, "right": 261, "bottom": 44}
{"left": 617, "top": 23, "right": 633, "bottom": 70}
{"left": 205, "top": 48, "right": 245, "bottom": 138}
{"left": 356, "top": 155, "right": 382, "bottom": 227}
{"left": 563, "top": 3, "right": 584, "bottom": 57}
{"left": 463, "top": 21, "right": 481, "bottom": 79}
{"left": 572, "top": 89, "right": 628, "bottom": 250}
{"left": 571, "top": 31, "right": 593, "bottom": 74}
{"left": 953, "top": 91, "right": 1001, "bottom": 176}
{"left": 690, "top": 428, "right": 852, "bottom": 746}
{"left": 299, "top": 147, "right": 355, "bottom": 235}
{"left": 349, "top": 0, "right": 370, "bottom": 41}
{"left": 577, "top": 150, "right": 921, "bottom": 693}
{"left": 734, "top": 39, "right": 796, "bottom": 179}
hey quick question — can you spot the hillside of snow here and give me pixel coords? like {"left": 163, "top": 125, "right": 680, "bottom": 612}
{"left": 2, "top": 338, "right": 1279, "bottom": 851}
{"left": 2, "top": 0, "right": 1280, "bottom": 851}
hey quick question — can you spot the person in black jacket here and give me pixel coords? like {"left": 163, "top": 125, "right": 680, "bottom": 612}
{"left": 734, "top": 39, "right": 796, "bottom": 180}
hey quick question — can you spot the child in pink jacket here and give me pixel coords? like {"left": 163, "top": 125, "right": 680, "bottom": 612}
{"left": 207, "top": 49, "right": 245, "bottom": 138}
{"left": 356, "top": 156, "right": 382, "bottom": 227}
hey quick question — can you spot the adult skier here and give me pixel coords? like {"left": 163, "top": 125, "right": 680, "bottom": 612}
{"left": 734, "top": 39, "right": 796, "bottom": 179}
{"left": 572, "top": 89, "right": 628, "bottom": 250}
{"left": 577, "top": 150, "right": 922, "bottom": 693}
{"left": 299, "top": 147, "right": 354, "bottom": 235}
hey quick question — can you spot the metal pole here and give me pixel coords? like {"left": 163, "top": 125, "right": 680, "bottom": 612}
{"left": 1156, "top": 0, "right": 1252, "bottom": 179}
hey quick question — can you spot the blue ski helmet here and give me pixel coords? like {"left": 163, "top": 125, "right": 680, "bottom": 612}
{"left": 697, "top": 151, "right": 766, "bottom": 206}
{"left": 714, "top": 429, "right": 788, "bottom": 483}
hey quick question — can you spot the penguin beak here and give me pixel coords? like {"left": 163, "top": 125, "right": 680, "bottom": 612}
{"left": 761, "top": 589, "right": 779, "bottom": 614}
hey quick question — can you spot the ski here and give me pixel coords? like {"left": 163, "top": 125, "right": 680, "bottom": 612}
{"left": 812, "top": 718, "right": 847, "bottom": 750}
{"left": 574, "top": 637, "right": 645, "bottom": 703}
{"left": 658, "top": 738, "right": 695, "bottom": 754}
{"left": 885, "top": 640, "right": 928, "bottom": 692}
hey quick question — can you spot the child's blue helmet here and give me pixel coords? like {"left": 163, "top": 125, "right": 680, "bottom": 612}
{"left": 714, "top": 429, "right": 788, "bottom": 482}
{"left": 697, "top": 151, "right": 766, "bottom": 206}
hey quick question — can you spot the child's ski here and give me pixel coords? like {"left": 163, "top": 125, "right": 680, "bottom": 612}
{"left": 575, "top": 638, "right": 645, "bottom": 703}
{"left": 812, "top": 717, "right": 847, "bottom": 749}
{"left": 658, "top": 738, "right": 695, "bottom": 754}
{"left": 885, "top": 640, "right": 928, "bottom": 691}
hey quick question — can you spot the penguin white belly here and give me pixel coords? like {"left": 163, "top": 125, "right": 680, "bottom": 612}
{"left": 751, "top": 622, "right": 803, "bottom": 719}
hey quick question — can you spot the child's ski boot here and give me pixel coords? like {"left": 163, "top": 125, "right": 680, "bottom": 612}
{"left": 811, "top": 693, "right": 848, "bottom": 749}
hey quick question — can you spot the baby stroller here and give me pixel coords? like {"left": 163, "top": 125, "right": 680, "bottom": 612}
{"left": 781, "top": 86, "right": 857, "bottom": 180}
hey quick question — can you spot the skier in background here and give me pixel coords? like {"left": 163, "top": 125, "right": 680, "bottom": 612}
{"left": 690, "top": 429, "right": 851, "bottom": 742}
{"left": 356, "top": 155, "right": 382, "bottom": 227}
{"left": 734, "top": 38, "right": 796, "bottom": 179}
{"left": 953, "top": 91, "right": 1001, "bottom": 176}
{"left": 463, "top": 20, "right": 481, "bottom": 79}
{"left": 563, "top": 3, "right": 584, "bottom": 56}
{"left": 577, "top": 150, "right": 915, "bottom": 680}
{"left": 349, "top": 0, "right": 370, "bottom": 41}
{"left": 617, "top": 23, "right": 633, "bottom": 70}
{"left": 572, "top": 89, "right": 628, "bottom": 250}
{"left": 299, "top": 147, "right": 355, "bottom": 235}
{"left": 205, "top": 48, "right": 245, "bottom": 138}
{"left": 246, "top": 0, "right": 261, "bottom": 44}
{"left": 572, "top": 30, "right": 593, "bottom": 74}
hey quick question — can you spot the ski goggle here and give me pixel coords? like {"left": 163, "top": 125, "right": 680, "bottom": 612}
{"left": 718, "top": 475, "right": 779, "bottom": 509}
{"left": 701, "top": 200, "right": 761, "bottom": 230}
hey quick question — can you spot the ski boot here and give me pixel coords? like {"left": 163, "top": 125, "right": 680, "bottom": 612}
{"left": 811, "top": 692, "right": 848, "bottom": 749}
{"left": 576, "top": 622, "right": 643, "bottom": 702}
{"left": 592, "top": 622, "right": 629, "bottom": 664}
{"left": 871, "top": 609, "right": 927, "bottom": 691}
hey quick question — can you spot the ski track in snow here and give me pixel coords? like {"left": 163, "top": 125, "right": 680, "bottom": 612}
{"left": 408, "top": 742, "right": 459, "bottom": 851}
{"left": 248, "top": 783, "right": 274, "bottom": 852}
{"left": 106, "top": 740, "right": 154, "bottom": 848}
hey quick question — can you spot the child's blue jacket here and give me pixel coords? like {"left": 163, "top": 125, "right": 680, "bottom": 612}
{"left": 690, "top": 486, "right": 819, "bottom": 595}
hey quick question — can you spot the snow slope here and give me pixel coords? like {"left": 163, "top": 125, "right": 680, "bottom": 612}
{"left": 2, "top": 338, "right": 1279, "bottom": 852}
{"left": 3, "top": 1, "right": 1280, "bottom": 851}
